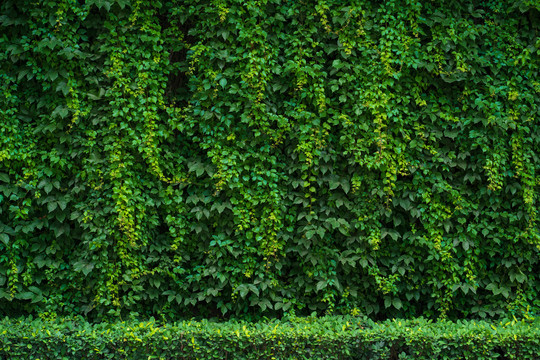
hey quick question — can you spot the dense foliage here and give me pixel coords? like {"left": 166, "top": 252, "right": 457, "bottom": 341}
{"left": 2, "top": 316, "right": 540, "bottom": 359}
{"left": 0, "top": 0, "right": 539, "bottom": 321}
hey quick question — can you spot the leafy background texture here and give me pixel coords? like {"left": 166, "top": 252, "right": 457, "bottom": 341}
{"left": 0, "top": 0, "right": 539, "bottom": 321}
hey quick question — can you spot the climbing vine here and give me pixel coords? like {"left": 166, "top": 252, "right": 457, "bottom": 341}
{"left": 0, "top": 0, "right": 539, "bottom": 321}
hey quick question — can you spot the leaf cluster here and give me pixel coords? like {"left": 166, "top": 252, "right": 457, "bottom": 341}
{"left": 0, "top": 0, "right": 539, "bottom": 321}
{"left": 2, "top": 316, "right": 540, "bottom": 359}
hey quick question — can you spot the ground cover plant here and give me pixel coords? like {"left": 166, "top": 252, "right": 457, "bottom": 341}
{"left": 0, "top": 0, "right": 539, "bottom": 325}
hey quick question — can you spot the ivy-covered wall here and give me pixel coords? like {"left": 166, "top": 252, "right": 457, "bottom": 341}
{"left": 0, "top": 0, "right": 539, "bottom": 321}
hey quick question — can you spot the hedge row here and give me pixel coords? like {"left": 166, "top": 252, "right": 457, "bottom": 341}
{"left": 1, "top": 316, "right": 539, "bottom": 359}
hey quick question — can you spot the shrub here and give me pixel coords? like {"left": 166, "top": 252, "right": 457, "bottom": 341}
{"left": 1, "top": 316, "right": 540, "bottom": 359}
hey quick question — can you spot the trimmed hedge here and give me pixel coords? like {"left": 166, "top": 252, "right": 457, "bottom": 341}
{"left": 1, "top": 316, "right": 539, "bottom": 359}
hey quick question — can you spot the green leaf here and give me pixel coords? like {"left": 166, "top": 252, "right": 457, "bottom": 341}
{"left": 43, "top": 182, "right": 53, "bottom": 194}
{"left": 316, "top": 280, "right": 327, "bottom": 291}
{"left": 47, "top": 202, "right": 57, "bottom": 212}
{"left": 54, "top": 225, "right": 65, "bottom": 238}
{"left": 238, "top": 286, "right": 249, "bottom": 298}
{"left": 58, "top": 200, "right": 67, "bottom": 211}
{"left": 0, "top": 234, "right": 8, "bottom": 245}
{"left": 82, "top": 264, "right": 94, "bottom": 276}
{"left": 342, "top": 181, "right": 350, "bottom": 194}
{"left": 58, "top": 108, "right": 69, "bottom": 119}
{"left": 0, "top": 173, "right": 9, "bottom": 183}
{"left": 56, "top": 81, "right": 69, "bottom": 95}
{"left": 327, "top": 218, "right": 339, "bottom": 229}
{"left": 28, "top": 286, "right": 41, "bottom": 295}
{"left": 359, "top": 258, "right": 368, "bottom": 268}
{"left": 56, "top": 212, "right": 66, "bottom": 222}
{"left": 329, "top": 180, "right": 340, "bottom": 190}
{"left": 18, "top": 292, "right": 34, "bottom": 300}
{"left": 48, "top": 70, "right": 58, "bottom": 81}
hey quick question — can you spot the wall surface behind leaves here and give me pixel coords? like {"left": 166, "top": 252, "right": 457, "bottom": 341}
{"left": 0, "top": 0, "right": 539, "bottom": 321}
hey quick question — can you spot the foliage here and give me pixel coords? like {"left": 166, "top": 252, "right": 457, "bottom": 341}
{"left": 1, "top": 316, "right": 540, "bottom": 359}
{"left": 0, "top": 0, "right": 539, "bottom": 321}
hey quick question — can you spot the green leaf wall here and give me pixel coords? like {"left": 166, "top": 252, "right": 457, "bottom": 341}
{"left": 0, "top": 0, "right": 539, "bottom": 320}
